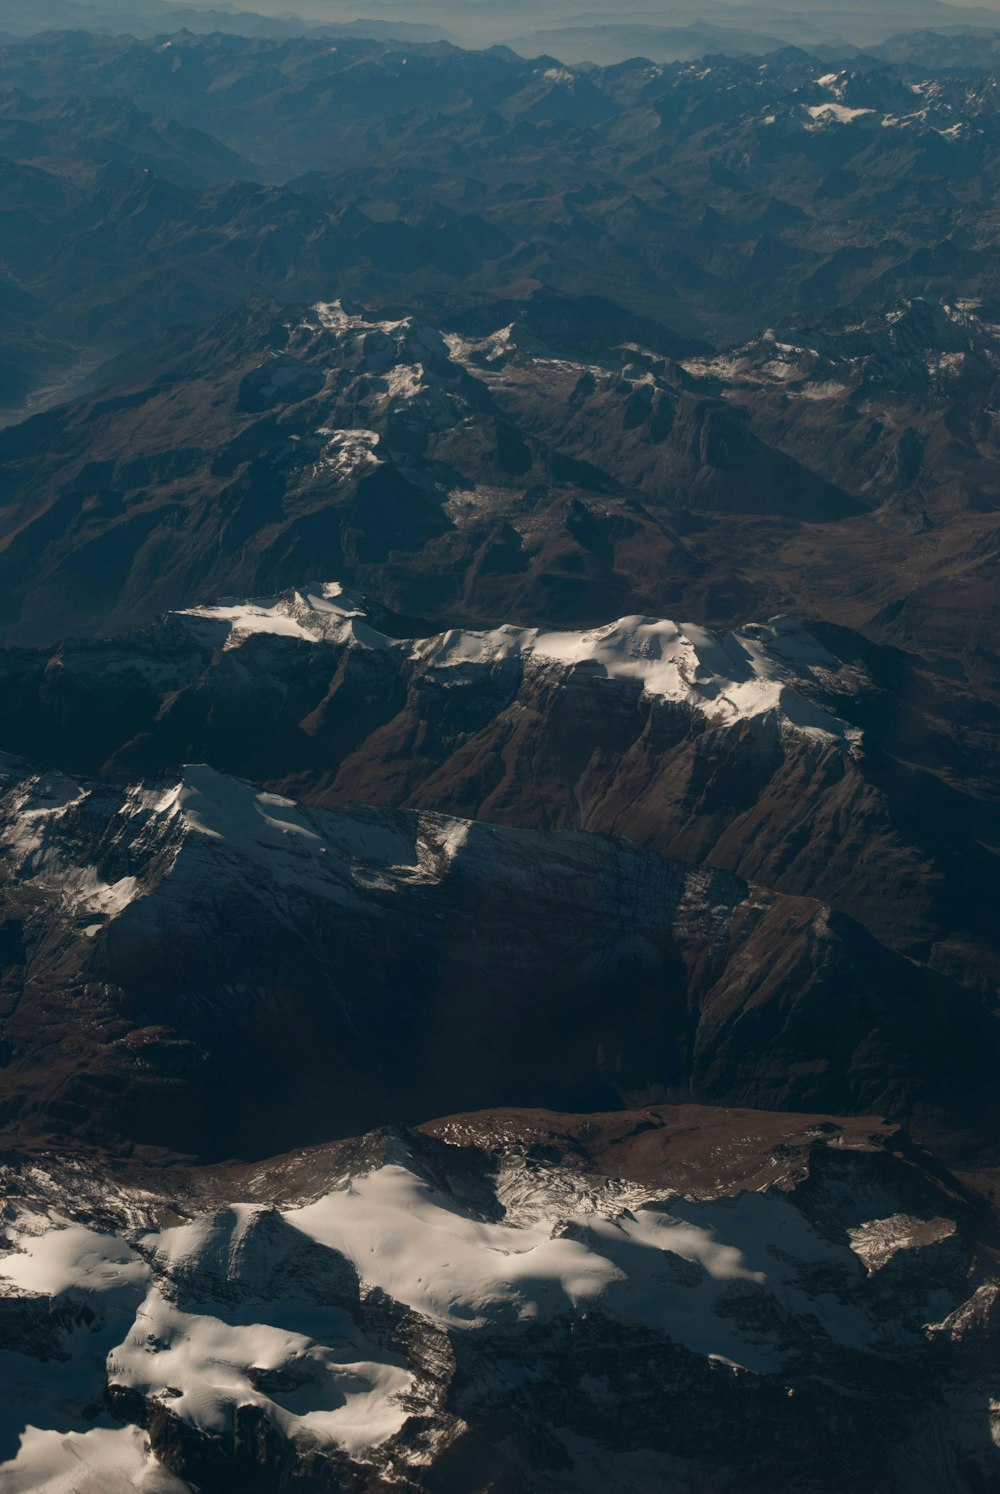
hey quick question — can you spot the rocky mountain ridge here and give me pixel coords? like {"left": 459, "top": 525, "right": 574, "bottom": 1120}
{"left": 1, "top": 25, "right": 999, "bottom": 1489}
{"left": 0, "top": 753, "right": 997, "bottom": 1161}
{"left": 1, "top": 580, "right": 996, "bottom": 997}
{"left": 3, "top": 288, "right": 997, "bottom": 681}
{"left": 0, "top": 291, "right": 859, "bottom": 647}
{"left": 5, "top": 34, "right": 1000, "bottom": 413}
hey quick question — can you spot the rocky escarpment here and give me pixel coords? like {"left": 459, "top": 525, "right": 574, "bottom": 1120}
{"left": 1, "top": 584, "right": 996, "bottom": 997}
{"left": 0, "top": 755, "right": 997, "bottom": 1161}
{"left": 0, "top": 1110, "right": 998, "bottom": 1493}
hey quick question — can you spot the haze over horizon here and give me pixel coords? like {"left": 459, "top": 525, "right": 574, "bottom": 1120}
{"left": 9, "top": 0, "right": 1000, "bottom": 58}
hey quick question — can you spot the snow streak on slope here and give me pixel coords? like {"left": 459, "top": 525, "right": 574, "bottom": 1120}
{"left": 4, "top": 1425, "right": 186, "bottom": 1493}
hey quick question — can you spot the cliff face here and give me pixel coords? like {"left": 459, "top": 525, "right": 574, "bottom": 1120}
{"left": 0, "top": 754, "right": 995, "bottom": 1161}
{"left": 1, "top": 585, "right": 996, "bottom": 999}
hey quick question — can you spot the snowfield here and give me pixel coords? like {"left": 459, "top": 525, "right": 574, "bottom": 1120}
{"left": 0, "top": 1127, "right": 978, "bottom": 1489}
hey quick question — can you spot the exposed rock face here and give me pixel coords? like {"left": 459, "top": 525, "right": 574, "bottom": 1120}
{"left": 1, "top": 583, "right": 996, "bottom": 998}
{"left": 0, "top": 754, "right": 996, "bottom": 1160}
{"left": 2, "top": 31, "right": 1000, "bottom": 1491}
{"left": 1, "top": 1110, "right": 998, "bottom": 1492}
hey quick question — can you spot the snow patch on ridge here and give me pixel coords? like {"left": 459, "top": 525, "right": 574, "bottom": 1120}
{"left": 314, "top": 427, "right": 382, "bottom": 480}
{"left": 0, "top": 757, "right": 479, "bottom": 936}
{"left": 111, "top": 1286, "right": 414, "bottom": 1456}
{"left": 284, "top": 1164, "right": 783, "bottom": 1353}
{"left": 176, "top": 589, "right": 860, "bottom": 745}
{"left": 148, "top": 766, "right": 471, "bottom": 909}
{"left": 805, "top": 103, "right": 874, "bottom": 124}
{"left": 307, "top": 301, "right": 408, "bottom": 340}
{"left": 0, "top": 772, "right": 142, "bottom": 925}
{"left": 178, "top": 581, "right": 379, "bottom": 648}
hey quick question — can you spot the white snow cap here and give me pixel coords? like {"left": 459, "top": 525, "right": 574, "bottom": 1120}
{"left": 177, "top": 588, "right": 861, "bottom": 746}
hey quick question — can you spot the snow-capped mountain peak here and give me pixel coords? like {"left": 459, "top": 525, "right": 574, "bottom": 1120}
{"left": 177, "top": 586, "right": 862, "bottom": 745}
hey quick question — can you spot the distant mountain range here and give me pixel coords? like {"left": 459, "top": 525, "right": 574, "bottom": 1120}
{"left": 2, "top": 21, "right": 1000, "bottom": 1493}
{"left": 6, "top": 0, "right": 1000, "bottom": 59}
{"left": 4, "top": 32, "right": 1000, "bottom": 415}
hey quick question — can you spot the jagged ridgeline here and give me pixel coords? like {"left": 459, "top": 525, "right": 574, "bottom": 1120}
{"left": 1, "top": 744, "right": 997, "bottom": 1158}
{"left": 1, "top": 22, "right": 1000, "bottom": 1494}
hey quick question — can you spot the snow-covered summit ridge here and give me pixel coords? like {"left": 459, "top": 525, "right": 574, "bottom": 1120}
{"left": 177, "top": 585, "right": 861, "bottom": 745}
{"left": 4, "top": 755, "right": 742, "bottom": 943}
{"left": 0, "top": 760, "right": 479, "bottom": 931}
{"left": 178, "top": 579, "right": 374, "bottom": 644}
